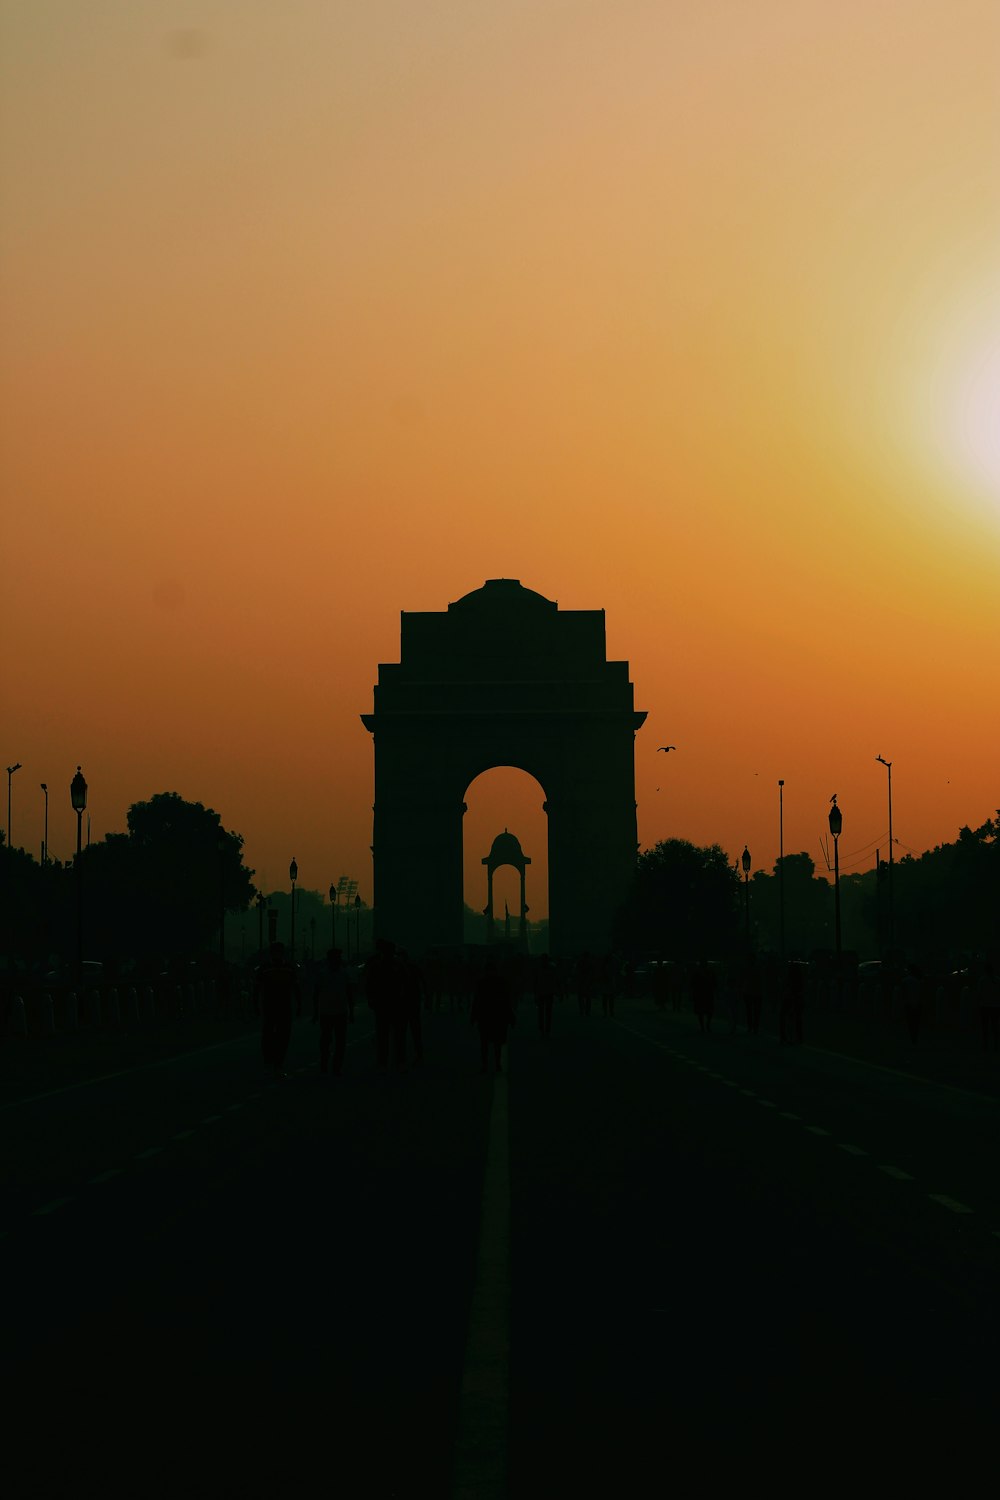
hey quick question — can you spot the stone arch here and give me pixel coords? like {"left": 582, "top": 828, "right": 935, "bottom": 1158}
{"left": 362, "top": 579, "right": 646, "bottom": 957}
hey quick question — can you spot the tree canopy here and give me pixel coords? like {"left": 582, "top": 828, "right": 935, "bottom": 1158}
{"left": 614, "top": 838, "right": 741, "bottom": 960}
{"left": 1, "top": 792, "right": 255, "bottom": 967}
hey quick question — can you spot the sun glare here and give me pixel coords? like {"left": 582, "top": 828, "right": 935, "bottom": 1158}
{"left": 951, "top": 340, "right": 1000, "bottom": 499}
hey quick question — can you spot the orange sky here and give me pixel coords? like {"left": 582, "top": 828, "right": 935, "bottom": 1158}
{"left": 2, "top": 1, "right": 998, "bottom": 922}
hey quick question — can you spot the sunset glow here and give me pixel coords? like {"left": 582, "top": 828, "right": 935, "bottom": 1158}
{"left": 2, "top": 1, "right": 998, "bottom": 918}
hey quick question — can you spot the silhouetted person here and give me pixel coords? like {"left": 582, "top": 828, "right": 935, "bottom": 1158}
{"left": 780, "top": 962, "right": 805, "bottom": 1045}
{"left": 690, "top": 959, "right": 716, "bottom": 1033}
{"left": 976, "top": 962, "right": 999, "bottom": 1052}
{"left": 365, "top": 938, "right": 401, "bottom": 1071}
{"left": 742, "top": 952, "right": 763, "bottom": 1035}
{"left": 399, "top": 950, "right": 426, "bottom": 1064}
{"left": 253, "top": 941, "right": 301, "bottom": 1079}
{"left": 576, "top": 952, "right": 596, "bottom": 1016}
{"left": 901, "top": 962, "right": 923, "bottom": 1046}
{"left": 471, "top": 959, "right": 515, "bottom": 1073}
{"left": 534, "top": 953, "right": 559, "bottom": 1038}
{"left": 312, "top": 948, "right": 354, "bottom": 1075}
{"left": 599, "top": 954, "right": 617, "bottom": 1017}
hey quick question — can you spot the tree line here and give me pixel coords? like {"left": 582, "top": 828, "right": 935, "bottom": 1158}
{"left": 614, "top": 813, "right": 999, "bottom": 963}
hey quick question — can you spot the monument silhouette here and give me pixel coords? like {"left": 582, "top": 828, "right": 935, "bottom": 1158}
{"left": 482, "top": 829, "right": 530, "bottom": 948}
{"left": 362, "top": 579, "right": 647, "bottom": 957}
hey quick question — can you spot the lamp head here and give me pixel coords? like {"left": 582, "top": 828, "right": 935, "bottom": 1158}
{"left": 354, "top": 893, "right": 362, "bottom": 909}
{"left": 41, "top": 783, "right": 47, "bottom": 792}
{"left": 289, "top": 858, "right": 298, "bottom": 883}
{"left": 70, "top": 766, "right": 88, "bottom": 813}
{"left": 741, "top": 845, "right": 752, "bottom": 875}
{"left": 828, "top": 794, "right": 843, "bottom": 839}
{"left": 329, "top": 884, "right": 337, "bottom": 903}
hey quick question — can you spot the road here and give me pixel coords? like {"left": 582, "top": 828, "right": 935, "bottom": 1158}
{"left": 4, "top": 998, "right": 998, "bottom": 1493}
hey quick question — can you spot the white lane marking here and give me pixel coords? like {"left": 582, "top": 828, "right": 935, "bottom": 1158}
{"left": 838, "top": 1144, "right": 868, "bottom": 1156}
{"left": 89, "top": 1168, "right": 123, "bottom": 1184}
{"left": 33, "top": 1197, "right": 75, "bottom": 1216}
{"left": 135, "top": 1146, "right": 164, "bottom": 1159}
{"left": 740, "top": 1089, "right": 757, "bottom": 1097}
{"left": 879, "top": 1165, "right": 914, "bottom": 1180}
{"left": 806, "top": 1126, "right": 832, "bottom": 1137}
{"left": 452, "top": 1045, "right": 510, "bottom": 1498}
{"left": 203, "top": 1115, "right": 221, "bottom": 1124}
{"left": 225, "top": 1104, "right": 242, "bottom": 1112}
{"left": 173, "top": 1130, "right": 196, "bottom": 1140}
{"left": 780, "top": 1111, "right": 801, "bottom": 1120}
{"left": 928, "top": 1195, "right": 973, "bottom": 1215}
{"left": 756, "top": 1099, "right": 777, "bottom": 1108}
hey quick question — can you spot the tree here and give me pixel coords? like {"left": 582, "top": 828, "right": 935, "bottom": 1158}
{"left": 614, "top": 839, "right": 741, "bottom": 960}
{"left": 83, "top": 792, "right": 255, "bottom": 961}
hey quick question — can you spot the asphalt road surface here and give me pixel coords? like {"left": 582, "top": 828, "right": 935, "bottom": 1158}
{"left": 4, "top": 999, "right": 998, "bottom": 1494}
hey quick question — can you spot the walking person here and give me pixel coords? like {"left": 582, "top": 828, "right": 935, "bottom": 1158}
{"left": 690, "top": 959, "right": 716, "bottom": 1034}
{"left": 365, "top": 938, "right": 402, "bottom": 1072}
{"left": 901, "top": 962, "right": 923, "bottom": 1046}
{"left": 599, "top": 953, "right": 617, "bottom": 1017}
{"left": 743, "top": 951, "right": 763, "bottom": 1036}
{"left": 253, "top": 941, "right": 301, "bottom": 1080}
{"left": 976, "top": 961, "right": 999, "bottom": 1052}
{"left": 780, "top": 961, "right": 806, "bottom": 1045}
{"left": 576, "top": 952, "right": 596, "bottom": 1017}
{"left": 534, "top": 953, "right": 559, "bottom": 1039}
{"left": 312, "top": 948, "right": 354, "bottom": 1075}
{"left": 470, "top": 959, "right": 515, "bottom": 1074}
{"left": 398, "top": 949, "right": 427, "bottom": 1065}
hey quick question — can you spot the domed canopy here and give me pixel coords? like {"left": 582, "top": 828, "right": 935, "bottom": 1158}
{"left": 483, "top": 828, "right": 531, "bottom": 870}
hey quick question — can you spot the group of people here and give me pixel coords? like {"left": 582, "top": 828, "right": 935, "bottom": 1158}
{"left": 251, "top": 940, "right": 610, "bottom": 1078}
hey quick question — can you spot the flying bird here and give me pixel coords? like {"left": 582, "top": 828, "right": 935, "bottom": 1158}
{"left": 657, "top": 746, "right": 676, "bottom": 752}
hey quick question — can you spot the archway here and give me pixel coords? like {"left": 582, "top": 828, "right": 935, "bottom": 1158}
{"left": 463, "top": 766, "right": 548, "bottom": 948}
{"left": 362, "top": 579, "right": 646, "bottom": 956}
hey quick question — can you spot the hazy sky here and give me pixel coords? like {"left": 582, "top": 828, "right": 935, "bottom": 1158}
{"left": 2, "top": 1, "right": 998, "bottom": 920}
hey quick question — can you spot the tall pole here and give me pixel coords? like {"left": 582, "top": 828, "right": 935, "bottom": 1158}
{"left": 876, "top": 757, "right": 894, "bottom": 952}
{"left": 833, "top": 830, "right": 841, "bottom": 957}
{"left": 741, "top": 846, "right": 751, "bottom": 944}
{"left": 257, "top": 892, "right": 265, "bottom": 954}
{"left": 71, "top": 767, "right": 88, "bottom": 987}
{"left": 289, "top": 858, "right": 299, "bottom": 960}
{"left": 6, "top": 763, "right": 22, "bottom": 849}
{"left": 41, "top": 783, "right": 48, "bottom": 863}
{"left": 778, "top": 779, "right": 785, "bottom": 959}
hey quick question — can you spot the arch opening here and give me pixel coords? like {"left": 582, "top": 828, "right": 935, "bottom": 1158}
{"left": 463, "top": 766, "right": 548, "bottom": 950}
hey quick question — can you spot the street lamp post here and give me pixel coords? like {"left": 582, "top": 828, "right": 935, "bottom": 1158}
{"left": 289, "top": 858, "right": 298, "bottom": 961}
{"left": 828, "top": 795, "right": 842, "bottom": 959}
{"left": 40, "top": 783, "right": 49, "bottom": 863}
{"left": 354, "top": 892, "right": 362, "bottom": 959}
{"left": 741, "top": 846, "right": 752, "bottom": 943}
{"left": 310, "top": 916, "right": 316, "bottom": 962}
{"left": 875, "top": 756, "right": 893, "bottom": 952}
{"left": 256, "top": 892, "right": 266, "bottom": 955}
{"left": 777, "top": 780, "right": 785, "bottom": 959}
{"left": 70, "top": 766, "right": 88, "bottom": 984}
{"left": 6, "top": 762, "right": 22, "bottom": 849}
{"left": 217, "top": 834, "right": 228, "bottom": 979}
{"left": 329, "top": 884, "right": 338, "bottom": 951}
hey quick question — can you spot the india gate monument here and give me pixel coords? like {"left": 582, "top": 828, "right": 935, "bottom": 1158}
{"left": 362, "top": 579, "right": 647, "bottom": 957}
